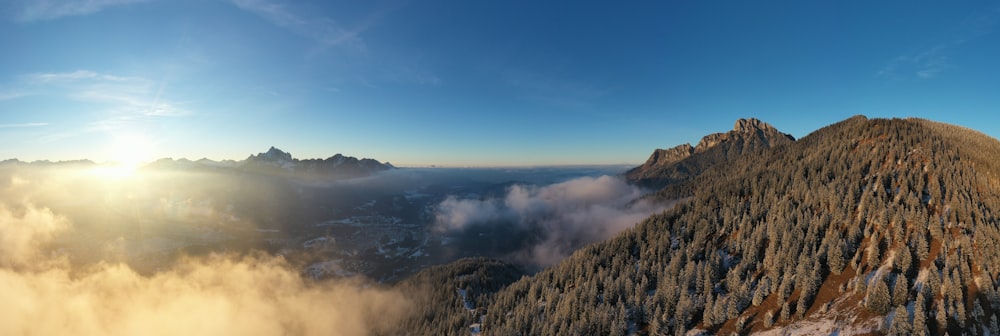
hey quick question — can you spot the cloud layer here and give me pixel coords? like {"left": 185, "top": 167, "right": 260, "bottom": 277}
{"left": 0, "top": 205, "right": 69, "bottom": 268}
{"left": 434, "top": 175, "right": 672, "bottom": 267}
{"left": 0, "top": 202, "right": 412, "bottom": 336}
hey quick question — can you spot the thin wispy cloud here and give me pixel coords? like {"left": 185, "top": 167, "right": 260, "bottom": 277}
{"left": 21, "top": 70, "right": 190, "bottom": 118}
{"left": 878, "top": 45, "right": 951, "bottom": 80}
{"left": 25, "top": 70, "right": 138, "bottom": 83}
{"left": 9, "top": 0, "right": 150, "bottom": 22}
{"left": 7, "top": 70, "right": 190, "bottom": 143}
{"left": 0, "top": 91, "right": 28, "bottom": 101}
{"left": 229, "top": 0, "right": 442, "bottom": 90}
{"left": 0, "top": 122, "right": 48, "bottom": 128}
{"left": 878, "top": 7, "right": 1000, "bottom": 80}
{"left": 229, "top": 0, "right": 366, "bottom": 52}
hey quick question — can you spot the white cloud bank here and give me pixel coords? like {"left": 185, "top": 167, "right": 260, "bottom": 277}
{"left": 0, "top": 203, "right": 411, "bottom": 336}
{"left": 434, "top": 175, "right": 672, "bottom": 267}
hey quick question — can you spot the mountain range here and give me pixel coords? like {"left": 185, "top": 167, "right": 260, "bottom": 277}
{"left": 238, "top": 146, "right": 395, "bottom": 178}
{"left": 0, "top": 146, "right": 395, "bottom": 180}
{"left": 394, "top": 115, "right": 1000, "bottom": 335}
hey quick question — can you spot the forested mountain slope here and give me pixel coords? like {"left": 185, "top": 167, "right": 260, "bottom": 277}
{"left": 479, "top": 116, "right": 1000, "bottom": 335}
{"left": 389, "top": 258, "right": 524, "bottom": 335}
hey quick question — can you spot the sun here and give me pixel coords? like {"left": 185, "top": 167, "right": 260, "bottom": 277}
{"left": 95, "top": 134, "right": 157, "bottom": 177}
{"left": 112, "top": 134, "right": 156, "bottom": 166}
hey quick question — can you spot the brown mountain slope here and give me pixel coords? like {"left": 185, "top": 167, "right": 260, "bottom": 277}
{"left": 480, "top": 116, "right": 1000, "bottom": 335}
{"left": 626, "top": 118, "right": 795, "bottom": 188}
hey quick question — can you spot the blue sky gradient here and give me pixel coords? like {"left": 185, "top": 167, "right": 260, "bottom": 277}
{"left": 2, "top": 0, "right": 1000, "bottom": 166}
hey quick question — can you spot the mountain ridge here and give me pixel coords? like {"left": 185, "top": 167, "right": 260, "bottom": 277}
{"left": 626, "top": 117, "right": 795, "bottom": 188}
{"left": 0, "top": 147, "right": 396, "bottom": 180}
{"left": 238, "top": 146, "right": 395, "bottom": 178}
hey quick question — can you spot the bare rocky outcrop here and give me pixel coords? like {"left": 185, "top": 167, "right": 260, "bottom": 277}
{"left": 626, "top": 118, "right": 794, "bottom": 187}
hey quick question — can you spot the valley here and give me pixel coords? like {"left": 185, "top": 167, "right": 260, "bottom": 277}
{"left": 5, "top": 117, "right": 1000, "bottom": 335}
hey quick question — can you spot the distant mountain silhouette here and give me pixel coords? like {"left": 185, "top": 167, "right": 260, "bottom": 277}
{"left": 139, "top": 147, "right": 394, "bottom": 179}
{"left": 239, "top": 146, "right": 394, "bottom": 178}
{"left": 0, "top": 158, "right": 96, "bottom": 167}
{"left": 2, "top": 147, "right": 394, "bottom": 180}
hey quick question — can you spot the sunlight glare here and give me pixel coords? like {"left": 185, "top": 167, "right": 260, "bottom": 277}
{"left": 91, "top": 134, "right": 157, "bottom": 178}
{"left": 87, "top": 164, "right": 139, "bottom": 179}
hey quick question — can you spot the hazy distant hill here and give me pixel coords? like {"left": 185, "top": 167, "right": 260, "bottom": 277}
{"left": 405, "top": 116, "right": 1000, "bottom": 335}
{"left": 144, "top": 146, "right": 395, "bottom": 179}
{"left": 626, "top": 118, "right": 794, "bottom": 189}
{"left": 2, "top": 146, "right": 395, "bottom": 180}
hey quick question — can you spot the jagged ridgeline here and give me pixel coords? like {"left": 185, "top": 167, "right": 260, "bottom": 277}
{"left": 470, "top": 116, "right": 1000, "bottom": 335}
{"left": 626, "top": 118, "right": 795, "bottom": 189}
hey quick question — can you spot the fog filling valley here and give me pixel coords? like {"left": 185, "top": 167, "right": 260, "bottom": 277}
{"left": 0, "top": 204, "right": 411, "bottom": 336}
{"left": 0, "top": 163, "right": 667, "bottom": 334}
{"left": 433, "top": 175, "right": 673, "bottom": 267}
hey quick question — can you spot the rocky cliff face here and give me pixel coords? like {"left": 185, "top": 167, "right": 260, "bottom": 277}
{"left": 626, "top": 118, "right": 794, "bottom": 187}
{"left": 643, "top": 144, "right": 695, "bottom": 169}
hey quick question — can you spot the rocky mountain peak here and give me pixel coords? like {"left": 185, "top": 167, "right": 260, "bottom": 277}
{"left": 627, "top": 118, "right": 795, "bottom": 187}
{"left": 645, "top": 144, "right": 695, "bottom": 168}
{"left": 694, "top": 118, "right": 787, "bottom": 153}
{"left": 239, "top": 147, "right": 393, "bottom": 178}
{"left": 733, "top": 118, "right": 777, "bottom": 134}
{"left": 694, "top": 132, "right": 727, "bottom": 152}
{"left": 258, "top": 146, "right": 293, "bottom": 162}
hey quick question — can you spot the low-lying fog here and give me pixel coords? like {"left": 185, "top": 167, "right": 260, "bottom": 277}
{"left": 0, "top": 163, "right": 673, "bottom": 334}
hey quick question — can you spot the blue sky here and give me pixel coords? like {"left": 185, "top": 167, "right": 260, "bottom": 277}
{"left": 1, "top": 0, "right": 1000, "bottom": 166}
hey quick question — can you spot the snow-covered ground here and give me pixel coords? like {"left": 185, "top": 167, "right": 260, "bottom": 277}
{"left": 315, "top": 215, "right": 404, "bottom": 227}
{"left": 751, "top": 316, "right": 879, "bottom": 336}
{"left": 458, "top": 284, "right": 484, "bottom": 335}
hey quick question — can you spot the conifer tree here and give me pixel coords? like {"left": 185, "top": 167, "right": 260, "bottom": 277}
{"left": 936, "top": 299, "right": 949, "bottom": 332}
{"left": 892, "top": 275, "right": 909, "bottom": 307}
{"left": 867, "top": 277, "right": 891, "bottom": 314}
{"left": 780, "top": 301, "right": 791, "bottom": 321}
{"left": 913, "top": 292, "right": 929, "bottom": 336}
{"left": 828, "top": 239, "right": 846, "bottom": 274}
{"left": 887, "top": 305, "right": 912, "bottom": 335}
